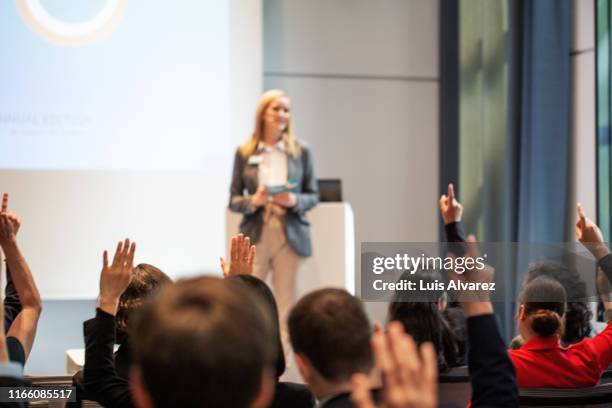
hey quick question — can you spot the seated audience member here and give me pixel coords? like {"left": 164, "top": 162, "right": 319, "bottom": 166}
{"left": 222, "top": 234, "right": 313, "bottom": 407}
{"left": 440, "top": 184, "right": 612, "bottom": 389}
{"left": 75, "top": 262, "right": 170, "bottom": 406}
{"left": 510, "top": 274, "right": 612, "bottom": 387}
{"left": 439, "top": 184, "right": 518, "bottom": 406}
{"left": 508, "top": 206, "right": 612, "bottom": 388}
{"left": 131, "top": 276, "right": 275, "bottom": 408}
{"left": 353, "top": 192, "right": 518, "bottom": 407}
{"left": 81, "top": 239, "right": 138, "bottom": 408}
{"left": 509, "top": 260, "right": 596, "bottom": 348}
{"left": 288, "top": 288, "right": 375, "bottom": 408}
{"left": 229, "top": 274, "right": 315, "bottom": 408}
{"left": 0, "top": 193, "right": 43, "bottom": 366}
{"left": 0, "top": 296, "right": 29, "bottom": 408}
{"left": 576, "top": 204, "right": 612, "bottom": 321}
{"left": 388, "top": 271, "right": 465, "bottom": 372}
{"left": 83, "top": 238, "right": 276, "bottom": 408}
{"left": 112, "top": 263, "right": 172, "bottom": 378}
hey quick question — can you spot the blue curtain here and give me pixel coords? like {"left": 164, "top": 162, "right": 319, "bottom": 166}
{"left": 513, "top": 0, "right": 572, "bottom": 243}
{"left": 509, "top": 0, "right": 572, "bottom": 320}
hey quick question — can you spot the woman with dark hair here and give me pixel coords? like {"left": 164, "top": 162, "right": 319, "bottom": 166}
{"left": 517, "top": 261, "right": 594, "bottom": 346}
{"left": 72, "top": 257, "right": 172, "bottom": 408}
{"left": 387, "top": 270, "right": 465, "bottom": 372}
{"left": 441, "top": 185, "right": 612, "bottom": 389}
{"left": 509, "top": 275, "right": 612, "bottom": 387}
{"left": 113, "top": 263, "right": 172, "bottom": 378}
{"left": 227, "top": 274, "right": 314, "bottom": 408}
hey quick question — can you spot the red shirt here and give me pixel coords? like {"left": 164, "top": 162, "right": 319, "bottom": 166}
{"left": 509, "top": 322, "right": 612, "bottom": 388}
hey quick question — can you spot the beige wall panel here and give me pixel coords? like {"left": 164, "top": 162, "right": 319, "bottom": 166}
{"left": 264, "top": 0, "right": 439, "bottom": 77}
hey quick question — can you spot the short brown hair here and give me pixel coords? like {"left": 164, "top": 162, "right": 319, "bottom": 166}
{"left": 131, "top": 276, "right": 275, "bottom": 408}
{"left": 288, "top": 288, "right": 373, "bottom": 383}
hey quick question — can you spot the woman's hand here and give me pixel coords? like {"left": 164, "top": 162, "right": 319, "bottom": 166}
{"left": 98, "top": 239, "right": 136, "bottom": 316}
{"left": 251, "top": 187, "right": 269, "bottom": 208}
{"left": 273, "top": 192, "right": 297, "bottom": 208}
{"left": 0, "top": 193, "right": 21, "bottom": 247}
{"left": 220, "top": 234, "right": 256, "bottom": 277}
{"left": 575, "top": 204, "right": 610, "bottom": 260}
{"left": 439, "top": 184, "right": 463, "bottom": 225}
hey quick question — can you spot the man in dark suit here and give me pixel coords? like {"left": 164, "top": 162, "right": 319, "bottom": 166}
{"left": 288, "top": 288, "right": 377, "bottom": 408}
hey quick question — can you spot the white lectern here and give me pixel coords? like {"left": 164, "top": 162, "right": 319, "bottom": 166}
{"left": 226, "top": 202, "right": 355, "bottom": 295}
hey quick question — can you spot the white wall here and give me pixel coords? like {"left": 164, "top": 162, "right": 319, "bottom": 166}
{"left": 263, "top": 0, "right": 440, "bottom": 320}
{"left": 230, "top": 0, "right": 263, "bottom": 145}
{"left": 19, "top": 1, "right": 263, "bottom": 373}
{"left": 570, "top": 0, "right": 596, "bottom": 229}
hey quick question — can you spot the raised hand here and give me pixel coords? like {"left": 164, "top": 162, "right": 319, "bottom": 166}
{"left": 98, "top": 239, "right": 136, "bottom": 315}
{"left": 445, "top": 235, "right": 494, "bottom": 315}
{"left": 439, "top": 183, "right": 463, "bottom": 225}
{"left": 575, "top": 204, "right": 609, "bottom": 260}
{"left": 220, "top": 233, "right": 256, "bottom": 277}
{"left": 0, "top": 213, "right": 18, "bottom": 247}
{"left": 351, "top": 322, "right": 437, "bottom": 408}
{"left": 0, "top": 193, "right": 21, "bottom": 243}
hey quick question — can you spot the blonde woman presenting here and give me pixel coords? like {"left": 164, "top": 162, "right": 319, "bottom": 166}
{"left": 229, "top": 89, "right": 318, "bottom": 327}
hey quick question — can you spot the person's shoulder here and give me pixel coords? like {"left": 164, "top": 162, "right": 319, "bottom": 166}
{"left": 272, "top": 382, "right": 314, "bottom": 408}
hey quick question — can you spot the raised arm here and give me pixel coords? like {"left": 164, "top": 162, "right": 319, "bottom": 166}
{"left": 575, "top": 204, "right": 612, "bottom": 281}
{"left": 82, "top": 239, "right": 135, "bottom": 408}
{"left": 0, "top": 194, "right": 42, "bottom": 362}
{"left": 442, "top": 191, "right": 518, "bottom": 407}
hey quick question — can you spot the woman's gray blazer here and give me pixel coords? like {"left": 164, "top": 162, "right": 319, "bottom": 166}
{"left": 229, "top": 145, "right": 319, "bottom": 257}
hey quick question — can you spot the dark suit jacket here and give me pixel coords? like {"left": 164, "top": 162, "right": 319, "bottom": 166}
{"left": 82, "top": 309, "right": 133, "bottom": 408}
{"left": 229, "top": 144, "right": 319, "bottom": 257}
{"left": 319, "top": 389, "right": 380, "bottom": 408}
{"left": 272, "top": 381, "right": 314, "bottom": 408}
{"left": 444, "top": 221, "right": 519, "bottom": 408}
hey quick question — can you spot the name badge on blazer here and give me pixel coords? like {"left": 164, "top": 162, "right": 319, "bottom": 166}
{"left": 248, "top": 155, "right": 263, "bottom": 165}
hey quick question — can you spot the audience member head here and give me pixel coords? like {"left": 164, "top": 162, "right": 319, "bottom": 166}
{"left": 388, "top": 271, "right": 459, "bottom": 372}
{"left": 115, "top": 263, "right": 171, "bottom": 338}
{"left": 227, "top": 274, "right": 286, "bottom": 378}
{"left": 288, "top": 288, "right": 373, "bottom": 398}
{"left": 517, "top": 276, "right": 567, "bottom": 340}
{"left": 130, "top": 276, "right": 275, "bottom": 408}
{"left": 526, "top": 260, "right": 591, "bottom": 343}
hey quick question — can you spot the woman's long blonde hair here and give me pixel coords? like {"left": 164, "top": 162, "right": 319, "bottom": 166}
{"left": 240, "top": 89, "right": 301, "bottom": 159}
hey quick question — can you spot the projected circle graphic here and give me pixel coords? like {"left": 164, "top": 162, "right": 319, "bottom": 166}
{"left": 15, "top": 0, "right": 127, "bottom": 46}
